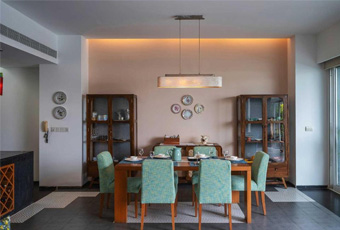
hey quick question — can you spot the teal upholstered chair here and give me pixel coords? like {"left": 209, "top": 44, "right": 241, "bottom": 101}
{"left": 194, "top": 159, "right": 232, "bottom": 230}
{"left": 97, "top": 151, "right": 142, "bottom": 218}
{"left": 154, "top": 145, "right": 179, "bottom": 188}
{"left": 154, "top": 145, "right": 176, "bottom": 155}
{"left": 191, "top": 147, "right": 217, "bottom": 205}
{"left": 231, "top": 151, "right": 269, "bottom": 215}
{"left": 141, "top": 160, "right": 178, "bottom": 230}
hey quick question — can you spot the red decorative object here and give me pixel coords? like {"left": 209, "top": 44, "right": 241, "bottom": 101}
{"left": 0, "top": 73, "right": 3, "bottom": 96}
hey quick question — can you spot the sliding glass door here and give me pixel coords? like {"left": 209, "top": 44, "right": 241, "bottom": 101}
{"left": 330, "top": 67, "right": 340, "bottom": 193}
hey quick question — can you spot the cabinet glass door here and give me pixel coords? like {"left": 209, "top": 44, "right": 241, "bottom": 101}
{"left": 267, "top": 97, "right": 284, "bottom": 121}
{"left": 267, "top": 123, "right": 285, "bottom": 163}
{"left": 112, "top": 97, "right": 131, "bottom": 161}
{"left": 90, "top": 97, "right": 109, "bottom": 161}
{"left": 245, "top": 98, "right": 262, "bottom": 121}
{"left": 245, "top": 123, "right": 263, "bottom": 159}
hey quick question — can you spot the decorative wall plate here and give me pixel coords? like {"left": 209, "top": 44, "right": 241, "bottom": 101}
{"left": 52, "top": 106, "right": 67, "bottom": 119}
{"left": 171, "top": 104, "right": 181, "bottom": 114}
{"left": 182, "top": 109, "right": 193, "bottom": 120}
{"left": 53, "top": 91, "right": 67, "bottom": 104}
{"left": 181, "top": 95, "right": 193, "bottom": 106}
{"left": 194, "top": 104, "right": 205, "bottom": 114}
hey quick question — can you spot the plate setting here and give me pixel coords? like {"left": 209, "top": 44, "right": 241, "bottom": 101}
{"left": 181, "top": 109, "right": 193, "bottom": 120}
{"left": 52, "top": 106, "right": 67, "bottom": 120}
{"left": 171, "top": 104, "right": 181, "bottom": 114}
{"left": 52, "top": 91, "right": 67, "bottom": 105}
{"left": 181, "top": 95, "right": 193, "bottom": 106}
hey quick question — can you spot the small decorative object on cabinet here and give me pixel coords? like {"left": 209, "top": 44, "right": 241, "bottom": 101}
{"left": 0, "top": 164, "right": 15, "bottom": 217}
{"left": 200, "top": 135, "right": 209, "bottom": 145}
{"left": 237, "top": 94, "right": 289, "bottom": 188}
{"left": 86, "top": 94, "right": 137, "bottom": 188}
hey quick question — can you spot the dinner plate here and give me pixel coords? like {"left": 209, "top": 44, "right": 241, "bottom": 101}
{"left": 125, "top": 157, "right": 142, "bottom": 162}
{"left": 153, "top": 155, "right": 171, "bottom": 159}
{"left": 226, "top": 157, "right": 243, "bottom": 161}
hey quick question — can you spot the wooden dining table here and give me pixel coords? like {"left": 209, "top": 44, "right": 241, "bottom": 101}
{"left": 114, "top": 157, "right": 252, "bottom": 223}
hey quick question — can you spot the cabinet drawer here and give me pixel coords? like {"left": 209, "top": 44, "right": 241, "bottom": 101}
{"left": 267, "top": 165, "right": 288, "bottom": 177}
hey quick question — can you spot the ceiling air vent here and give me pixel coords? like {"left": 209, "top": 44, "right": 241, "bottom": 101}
{"left": 0, "top": 24, "right": 57, "bottom": 58}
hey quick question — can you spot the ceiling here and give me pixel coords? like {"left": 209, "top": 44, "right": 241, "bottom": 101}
{"left": 0, "top": 43, "right": 51, "bottom": 68}
{"left": 4, "top": 0, "right": 340, "bottom": 38}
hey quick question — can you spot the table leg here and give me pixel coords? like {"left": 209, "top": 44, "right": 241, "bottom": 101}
{"left": 245, "top": 169, "right": 251, "bottom": 223}
{"left": 114, "top": 169, "right": 128, "bottom": 223}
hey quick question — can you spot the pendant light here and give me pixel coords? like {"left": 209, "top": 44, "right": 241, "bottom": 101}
{"left": 158, "top": 15, "right": 222, "bottom": 88}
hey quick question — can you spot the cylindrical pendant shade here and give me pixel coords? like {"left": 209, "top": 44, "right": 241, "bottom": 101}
{"left": 157, "top": 75, "right": 222, "bottom": 88}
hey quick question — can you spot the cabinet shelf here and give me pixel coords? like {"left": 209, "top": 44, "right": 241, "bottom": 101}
{"left": 90, "top": 120, "right": 109, "bottom": 124}
{"left": 91, "top": 139, "right": 108, "bottom": 143}
{"left": 113, "top": 139, "right": 131, "bottom": 143}
{"left": 245, "top": 120, "right": 263, "bottom": 124}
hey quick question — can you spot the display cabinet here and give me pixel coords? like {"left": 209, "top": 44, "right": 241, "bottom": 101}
{"left": 86, "top": 94, "right": 137, "bottom": 187}
{"left": 0, "top": 164, "right": 14, "bottom": 217}
{"left": 237, "top": 94, "right": 289, "bottom": 188}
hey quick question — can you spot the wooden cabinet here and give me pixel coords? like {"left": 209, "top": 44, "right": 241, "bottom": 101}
{"left": 86, "top": 94, "right": 137, "bottom": 185}
{"left": 237, "top": 94, "right": 289, "bottom": 187}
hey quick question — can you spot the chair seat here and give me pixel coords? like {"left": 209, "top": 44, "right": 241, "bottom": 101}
{"left": 127, "top": 177, "right": 142, "bottom": 194}
{"left": 192, "top": 171, "right": 199, "bottom": 185}
{"left": 231, "top": 175, "right": 259, "bottom": 191}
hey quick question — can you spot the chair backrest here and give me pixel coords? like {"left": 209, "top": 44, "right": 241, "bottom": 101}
{"left": 194, "top": 147, "right": 217, "bottom": 157}
{"left": 251, "top": 151, "right": 270, "bottom": 191}
{"left": 154, "top": 145, "right": 177, "bottom": 155}
{"left": 198, "top": 159, "right": 231, "bottom": 204}
{"left": 142, "top": 160, "right": 176, "bottom": 204}
{"left": 97, "top": 151, "right": 115, "bottom": 193}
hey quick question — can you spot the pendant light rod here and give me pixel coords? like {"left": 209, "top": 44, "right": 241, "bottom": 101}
{"left": 179, "top": 18, "right": 182, "bottom": 74}
{"left": 198, "top": 19, "right": 201, "bottom": 74}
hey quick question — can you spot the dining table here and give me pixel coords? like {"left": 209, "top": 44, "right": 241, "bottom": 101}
{"left": 114, "top": 156, "right": 252, "bottom": 223}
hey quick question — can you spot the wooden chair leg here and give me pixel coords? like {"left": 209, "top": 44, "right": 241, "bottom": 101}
{"left": 255, "top": 191, "right": 259, "bottom": 206}
{"left": 171, "top": 203, "right": 175, "bottom": 230}
{"left": 192, "top": 184, "right": 195, "bottom": 206}
{"left": 282, "top": 177, "right": 287, "bottom": 189}
{"left": 135, "top": 193, "right": 138, "bottom": 218}
{"left": 195, "top": 197, "right": 198, "bottom": 217}
{"left": 261, "top": 192, "right": 267, "bottom": 215}
{"left": 198, "top": 204, "right": 202, "bottom": 230}
{"left": 141, "top": 204, "right": 145, "bottom": 230}
{"left": 127, "top": 193, "right": 131, "bottom": 205}
{"left": 106, "top": 194, "right": 111, "bottom": 209}
{"left": 175, "top": 195, "right": 178, "bottom": 217}
{"left": 224, "top": 203, "right": 227, "bottom": 217}
{"left": 228, "top": 204, "right": 232, "bottom": 230}
{"left": 145, "top": 203, "right": 147, "bottom": 216}
{"left": 99, "top": 193, "right": 105, "bottom": 218}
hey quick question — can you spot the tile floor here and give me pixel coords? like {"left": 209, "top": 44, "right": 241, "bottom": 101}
{"left": 10, "top": 184, "right": 340, "bottom": 230}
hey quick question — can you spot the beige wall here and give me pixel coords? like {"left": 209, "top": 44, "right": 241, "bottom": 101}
{"left": 89, "top": 39, "right": 288, "bottom": 155}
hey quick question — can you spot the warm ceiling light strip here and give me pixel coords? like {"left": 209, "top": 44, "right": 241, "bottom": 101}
{"left": 158, "top": 15, "right": 222, "bottom": 89}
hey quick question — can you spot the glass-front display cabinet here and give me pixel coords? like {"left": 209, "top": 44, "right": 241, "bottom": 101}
{"left": 86, "top": 94, "right": 137, "bottom": 187}
{"left": 237, "top": 94, "right": 289, "bottom": 188}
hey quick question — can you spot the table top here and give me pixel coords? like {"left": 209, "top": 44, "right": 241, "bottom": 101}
{"left": 115, "top": 157, "right": 251, "bottom": 171}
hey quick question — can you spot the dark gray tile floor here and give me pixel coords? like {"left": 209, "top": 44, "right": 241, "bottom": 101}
{"left": 11, "top": 184, "right": 340, "bottom": 230}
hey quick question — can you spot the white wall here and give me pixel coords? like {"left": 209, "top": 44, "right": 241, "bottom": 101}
{"left": 0, "top": 67, "right": 40, "bottom": 181}
{"left": 39, "top": 35, "right": 88, "bottom": 187}
{"left": 317, "top": 21, "right": 340, "bottom": 63}
{"left": 0, "top": 1, "right": 58, "bottom": 64}
{"left": 290, "top": 35, "right": 329, "bottom": 186}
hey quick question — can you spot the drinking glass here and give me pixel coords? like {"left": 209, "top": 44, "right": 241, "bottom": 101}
{"left": 223, "top": 150, "right": 230, "bottom": 158}
{"left": 138, "top": 148, "right": 144, "bottom": 158}
{"left": 149, "top": 151, "right": 154, "bottom": 159}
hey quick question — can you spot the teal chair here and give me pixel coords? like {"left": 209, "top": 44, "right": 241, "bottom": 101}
{"left": 141, "top": 160, "right": 178, "bottom": 230}
{"left": 154, "top": 145, "right": 179, "bottom": 189}
{"left": 231, "top": 151, "right": 269, "bottom": 215}
{"left": 194, "top": 159, "right": 232, "bottom": 230}
{"left": 97, "top": 151, "right": 142, "bottom": 218}
{"left": 192, "top": 147, "right": 217, "bottom": 205}
{"left": 154, "top": 145, "right": 177, "bottom": 155}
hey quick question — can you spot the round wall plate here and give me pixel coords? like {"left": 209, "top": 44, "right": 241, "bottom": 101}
{"left": 53, "top": 91, "right": 67, "bottom": 104}
{"left": 181, "top": 95, "right": 193, "bottom": 106}
{"left": 52, "top": 106, "right": 67, "bottom": 119}
{"left": 182, "top": 109, "right": 193, "bottom": 120}
{"left": 194, "top": 104, "right": 205, "bottom": 114}
{"left": 171, "top": 104, "right": 181, "bottom": 114}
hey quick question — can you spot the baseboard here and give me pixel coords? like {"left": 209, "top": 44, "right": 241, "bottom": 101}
{"left": 296, "top": 185, "right": 328, "bottom": 190}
